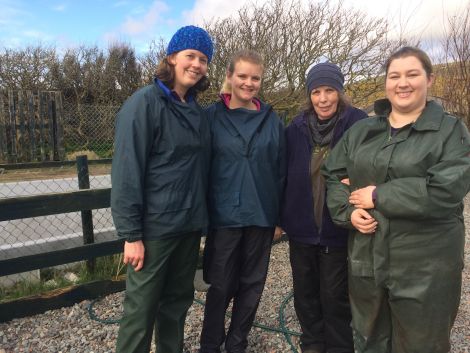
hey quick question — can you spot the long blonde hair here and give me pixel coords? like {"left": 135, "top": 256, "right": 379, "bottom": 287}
{"left": 220, "top": 50, "right": 264, "bottom": 94}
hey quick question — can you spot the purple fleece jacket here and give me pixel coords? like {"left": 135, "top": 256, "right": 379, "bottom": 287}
{"left": 280, "top": 105, "right": 367, "bottom": 247}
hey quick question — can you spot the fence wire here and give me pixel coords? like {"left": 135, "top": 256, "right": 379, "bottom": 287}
{"left": 0, "top": 97, "right": 213, "bottom": 290}
{"left": 0, "top": 164, "right": 113, "bottom": 288}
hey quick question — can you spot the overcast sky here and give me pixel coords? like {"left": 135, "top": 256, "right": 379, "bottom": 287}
{"left": 0, "top": 0, "right": 467, "bottom": 54}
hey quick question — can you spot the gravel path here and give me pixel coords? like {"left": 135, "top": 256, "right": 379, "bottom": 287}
{"left": 1, "top": 197, "right": 469, "bottom": 353}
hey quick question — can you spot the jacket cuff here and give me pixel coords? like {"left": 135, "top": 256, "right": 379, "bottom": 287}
{"left": 117, "top": 232, "right": 143, "bottom": 242}
{"left": 372, "top": 187, "right": 378, "bottom": 206}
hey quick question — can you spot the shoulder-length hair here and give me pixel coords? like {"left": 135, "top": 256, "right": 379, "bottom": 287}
{"left": 302, "top": 90, "right": 351, "bottom": 117}
{"left": 155, "top": 55, "right": 210, "bottom": 96}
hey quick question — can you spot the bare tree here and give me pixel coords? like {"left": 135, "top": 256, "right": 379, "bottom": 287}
{"left": 0, "top": 45, "right": 59, "bottom": 90}
{"left": 101, "top": 43, "right": 141, "bottom": 104}
{"left": 59, "top": 45, "right": 106, "bottom": 104}
{"left": 440, "top": 4, "right": 470, "bottom": 127}
{"left": 202, "top": 0, "right": 404, "bottom": 116}
{"left": 139, "top": 38, "right": 167, "bottom": 84}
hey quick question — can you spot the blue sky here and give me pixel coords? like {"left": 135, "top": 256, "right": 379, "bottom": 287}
{"left": 0, "top": 0, "right": 466, "bottom": 55}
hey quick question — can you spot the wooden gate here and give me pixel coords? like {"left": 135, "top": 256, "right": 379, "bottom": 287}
{"left": 0, "top": 90, "right": 65, "bottom": 163}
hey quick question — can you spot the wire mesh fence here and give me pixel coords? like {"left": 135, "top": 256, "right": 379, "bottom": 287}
{"left": 61, "top": 97, "right": 215, "bottom": 159}
{"left": 62, "top": 103, "right": 120, "bottom": 159}
{"left": 0, "top": 161, "right": 113, "bottom": 288}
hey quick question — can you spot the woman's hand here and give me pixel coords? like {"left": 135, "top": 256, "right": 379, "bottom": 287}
{"left": 350, "top": 186, "right": 376, "bottom": 209}
{"left": 351, "top": 209, "right": 377, "bottom": 234}
{"left": 274, "top": 226, "right": 284, "bottom": 241}
{"left": 123, "top": 240, "right": 145, "bottom": 271}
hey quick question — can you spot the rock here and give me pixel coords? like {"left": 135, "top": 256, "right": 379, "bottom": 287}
{"left": 193, "top": 269, "right": 210, "bottom": 292}
{"left": 44, "top": 279, "right": 58, "bottom": 287}
{"left": 63, "top": 272, "right": 79, "bottom": 283}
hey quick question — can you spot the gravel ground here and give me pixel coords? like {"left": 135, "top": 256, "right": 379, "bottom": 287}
{"left": 1, "top": 196, "right": 469, "bottom": 353}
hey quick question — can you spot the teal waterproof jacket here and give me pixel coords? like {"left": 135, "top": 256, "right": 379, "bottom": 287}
{"left": 207, "top": 100, "right": 286, "bottom": 228}
{"left": 111, "top": 83, "right": 210, "bottom": 241}
{"left": 322, "top": 100, "right": 470, "bottom": 286}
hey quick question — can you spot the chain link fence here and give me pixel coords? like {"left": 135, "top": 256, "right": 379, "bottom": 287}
{"left": 0, "top": 96, "right": 215, "bottom": 292}
{"left": 62, "top": 103, "right": 120, "bottom": 159}
{"left": 0, "top": 162, "right": 113, "bottom": 289}
{"left": 61, "top": 97, "right": 215, "bottom": 159}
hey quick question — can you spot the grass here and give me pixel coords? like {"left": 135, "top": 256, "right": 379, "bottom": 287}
{"left": 0, "top": 254, "right": 126, "bottom": 303}
{"left": 64, "top": 141, "right": 114, "bottom": 159}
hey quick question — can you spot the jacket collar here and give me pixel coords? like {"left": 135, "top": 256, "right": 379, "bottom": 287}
{"left": 374, "top": 98, "right": 444, "bottom": 132}
{"left": 154, "top": 78, "right": 195, "bottom": 102}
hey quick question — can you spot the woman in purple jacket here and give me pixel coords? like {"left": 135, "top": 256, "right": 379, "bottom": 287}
{"left": 278, "top": 62, "right": 366, "bottom": 353}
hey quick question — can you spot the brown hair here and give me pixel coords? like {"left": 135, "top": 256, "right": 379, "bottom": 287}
{"left": 302, "top": 90, "right": 350, "bottom": 116}
{"left": 384, "top": 46, "right": 433, "bottom": 77}
{"left": 220, "top": 50, "right": 264, "bottom": 94}
{"left": 155, "top": 55, "right": 210, "bottom": 95}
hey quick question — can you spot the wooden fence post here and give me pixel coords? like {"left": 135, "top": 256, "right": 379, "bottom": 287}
{"left": 55, "top": 92, "right": 65, "bottom": 161}
{"left": 39, "top": 92, "right": 46, "bottom": 161}
{"left": 27, "top": 91, "right": 36, "bottom": 162}
{"left": 47, "top": 93, "right": 55, "bottom": 161}
{"left": 76, "top": 155, "right": 95, "bottom": 272}
{"left": 18, "top": 91, "right": 27, "bottom": 162}
{"left": 0, "top": 93, "right": 7, "bottom": 163}
{"left": 8, "top": 90, "right": 17, "bottom": 163}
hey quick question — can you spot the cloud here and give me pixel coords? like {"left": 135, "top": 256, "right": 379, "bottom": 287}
{"left": 52, "top": 3, "right": 67, "bottom": 12}
{"left": 121, "top": 1, "right": 169, "bottom": 35}
{"left": 113, "top": 1, "right": 129, "bottom": 7}
{"left": 0, "top": 0, "right": 27, "bottom": 26}
{"left": 182, "top": 0, "right": 252, "bottom": 25}
{"left": 339, "top": 0, "right": 464, "bottom": 39}
{"left": 23, "top": 29, "right": 51, "bottom": 40}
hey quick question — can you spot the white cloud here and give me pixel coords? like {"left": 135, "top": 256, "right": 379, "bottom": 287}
{"left": 52, "top": 3, "right": 67, "bottom": 12}
{"left": 339, "top": 0, "right": 465, "bottom": 40}
{"left": 183, "top": 0, "right": 465, "bottom": 40}
{"left": 23, "top": 29, "right": 51, "bottom": 40}
{"left": 121, "top": 1, "right": 170, "bottom": 35}
{"left": 0, "top": 0, "right": 27, "bottom": 26}
{"left": 113, "top": 1, "right": 129, "bottom": 7}
{"left": 182, "top": 0, "right": 253, "bottom": 25}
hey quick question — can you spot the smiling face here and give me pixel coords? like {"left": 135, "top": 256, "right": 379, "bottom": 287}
{"left": 310, "top": 86, "right": 340, "bottom": 120}
{"left": 227, "top": 60, "right": 262, "bottom": 108}
{"left": 169, "top": 49, "right": 208, "bottom": 98}
{"left": 385, "top": 55, "right": 433, "bottom": 116}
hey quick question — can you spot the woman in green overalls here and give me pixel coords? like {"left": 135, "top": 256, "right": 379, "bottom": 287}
{"left": 111, "top": 26, "right": 213, "bottom": 353}
{"left": 322, "top": 46, "right": 470, "bottom": 353}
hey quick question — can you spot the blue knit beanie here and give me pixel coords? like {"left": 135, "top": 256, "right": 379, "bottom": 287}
{"left": 306, "top": 62, "right": 344, "bottom": 94}
{"left": 167, "top": 25, "right": 214, "bottom": 63}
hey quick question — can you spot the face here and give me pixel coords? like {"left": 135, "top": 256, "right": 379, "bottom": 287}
{"left": 310, "top": 86, "right": 340, "bottom": 120}
{"left": 385, "top": 55, "right": 433, "bottom": 115}
{"left": 169, "top": 49, "right": 208, "bottom": 96}
{"left": 227, "top": 60, "right": 262, "bottom": 106}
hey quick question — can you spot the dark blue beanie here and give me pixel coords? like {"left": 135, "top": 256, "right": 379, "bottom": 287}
{"left": 167, "top": 25, "right": 214, "bottom": 63}
{"left": 306, "top": 62, "right": 344, "bottom": 94}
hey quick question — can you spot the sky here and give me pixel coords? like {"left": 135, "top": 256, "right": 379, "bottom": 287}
{"left": 0, "top": 0, "right": 467, "bottom": 55}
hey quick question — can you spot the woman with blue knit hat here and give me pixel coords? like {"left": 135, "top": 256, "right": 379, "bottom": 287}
{"left": 278, "top": 62, "right": 367, "bottom": 353}
{"left": 111, "top": 25, "right": 213, "bottom": 353}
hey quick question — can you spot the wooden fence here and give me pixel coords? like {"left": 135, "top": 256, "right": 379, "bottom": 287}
{"left": 0, "top": 157, "right": 123, "bottom": 321}
{"left": 0, "top": 90, "right": 65, "bottom": 163}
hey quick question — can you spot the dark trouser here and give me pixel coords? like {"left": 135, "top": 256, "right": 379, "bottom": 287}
{"left": 116, "top": 232, "right": 201, "bottom": 353}
{"left": 289, "top": 240, "right": 353, "bottom": 353}
{"left": 349, "top": 268, "right": 462, "bottom": 353}
{"left": 199, "top": 226, "right": 274, "bottom": 353}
